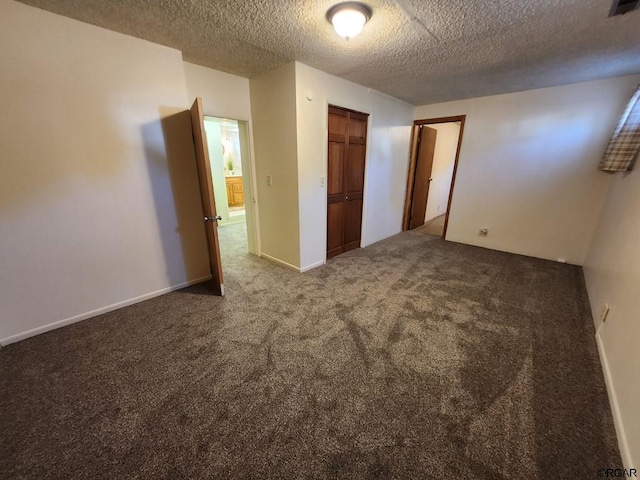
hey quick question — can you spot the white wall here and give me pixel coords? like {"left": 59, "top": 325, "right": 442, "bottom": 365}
{"left": 425, "top": 122, "right": 460, "bottom": 222}
{"left": 415, "top": 75, "right": 640, "bottom": 265}
{"left": 0, "top": 1, "right": 210, "bottom": 343}
{"left": 183, "top": 62, "right": 252, "bottom": 122}
{"left": 183, "top": 62, "right": 259, "bottom": 255}
{"left": 584, "top": 166, "right": 640, "bottom": 468}
{"left": 249, "top": 63, "right": 301, "bottom": 269}
{"left": 294, "top": 62, "right": 414, "bottom": 271}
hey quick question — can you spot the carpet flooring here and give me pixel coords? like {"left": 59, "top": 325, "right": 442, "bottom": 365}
{"left": 422, "top": 214, "right": 446, "bottom": 237}
{"left": 0, "top": 224, "right": 620, "bottom": 479}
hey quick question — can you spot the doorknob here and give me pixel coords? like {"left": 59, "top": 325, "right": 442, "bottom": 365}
{"left": 204, "top": 215, "right": 222, "bottom": 222}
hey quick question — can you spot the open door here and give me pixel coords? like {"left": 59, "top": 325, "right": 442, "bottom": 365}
{"left": 408, "top": 126, "right": 437, "bottom": 230}
{"left": 190, "top": 97, "right": 224, "bottom": 296}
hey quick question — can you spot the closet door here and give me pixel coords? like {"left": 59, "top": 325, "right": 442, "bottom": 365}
{"left": 327, "top": 107, "right": 347, "bottom": 258}
{"left": 327, "top": 106, "right": 369, "bottom": 259}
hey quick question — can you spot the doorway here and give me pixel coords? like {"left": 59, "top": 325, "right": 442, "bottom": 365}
{"left": 403, "top": 116, "right": 466, "bottom": 238}
{"left": 326, "top": 105, "right": 369, "bottom": 259}
{"left": 203, "top": 116, "right": 257, "bottom": 258}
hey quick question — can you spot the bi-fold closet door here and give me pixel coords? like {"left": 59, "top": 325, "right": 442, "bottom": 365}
{"left": 326, "top": 105, "right": 369, "bottom": 259}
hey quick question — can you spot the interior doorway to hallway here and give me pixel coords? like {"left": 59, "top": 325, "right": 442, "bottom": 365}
{"left": 203, "top": 116, "right": 257, "bottom": 257}
{"left": 402, "top": 115, "right": 466, "bottom": 238}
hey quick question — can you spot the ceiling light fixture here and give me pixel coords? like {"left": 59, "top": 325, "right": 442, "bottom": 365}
{"left": 327, "top": 2, "right": 372, "bottom": 41}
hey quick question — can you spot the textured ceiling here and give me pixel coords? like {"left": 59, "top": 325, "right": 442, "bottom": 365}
{"left": 16, "top": 0, "right": 640, "bottom": 105}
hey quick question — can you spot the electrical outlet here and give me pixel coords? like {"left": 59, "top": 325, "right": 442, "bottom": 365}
{"left": 267, "top": 175, "right": 273, "bottom": 186}
{"left": 479, "top": 228, "right": 488, "bottom": 237}
{"left": 600, "top": 304, "right": 610, "bottom": 323}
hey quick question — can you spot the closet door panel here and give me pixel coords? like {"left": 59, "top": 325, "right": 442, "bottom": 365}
{"left": 346, "top": 143, "right": 366, "bottom": 193}
{"left": 327, "top": 142, "right": 345, "bottom": 196}
{"left": 327, "top": 201, "right": 345, "bottom": 258}
{"left": 344, "top": 197, "right": 363, "bottom": 251}
{"left": 326, "top": 106, "right": 369, "bottom": 259}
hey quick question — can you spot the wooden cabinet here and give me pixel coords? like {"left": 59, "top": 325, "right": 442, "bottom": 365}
{"left": 225, "top": 176, "right": 245, "bottom": 207}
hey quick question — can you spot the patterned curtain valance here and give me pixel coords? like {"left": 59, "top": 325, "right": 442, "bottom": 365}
{"left": 599, "top": 85, "right": 640, "bottom": 172}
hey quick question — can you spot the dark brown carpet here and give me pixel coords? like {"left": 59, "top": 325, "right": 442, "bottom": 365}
{"left": 0, "top": 224, "right": 620, "bottom": 479}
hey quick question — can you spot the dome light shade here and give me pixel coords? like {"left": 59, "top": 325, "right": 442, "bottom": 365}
{"left": 327, "top": 2, "right": 372, "bottom": 40}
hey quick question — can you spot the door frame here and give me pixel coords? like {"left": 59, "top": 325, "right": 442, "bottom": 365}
{"left": 202, "top": 114, "right": 261, "bottom": 257}
{"left": 402, "top": 115, "right": 466, "bottom": 238}
{"left": 319, "top": 97, "right": 373, "bottom": 267}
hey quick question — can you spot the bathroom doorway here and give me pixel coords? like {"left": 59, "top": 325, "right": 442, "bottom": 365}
{"left": 203, "top": 116, "right": 258, "bottom": 257}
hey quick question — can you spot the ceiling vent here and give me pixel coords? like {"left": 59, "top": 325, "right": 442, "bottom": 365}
{"left": 609, "top": 0, "right": 640, "bottom": 16}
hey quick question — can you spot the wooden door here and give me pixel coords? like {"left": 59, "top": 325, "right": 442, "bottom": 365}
{"left": 409, "top": 126, "right": 437, "bottom": 230}
{"left": 190, "top": 97, "right": 224, "bottom": 296}
{"left": 327, "top": 106, "right": 369, "bottom": 259}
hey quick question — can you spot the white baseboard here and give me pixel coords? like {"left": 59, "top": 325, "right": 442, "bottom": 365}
{"left": 260, "top": 253, "right": 301, "bottom": 272}
{"left": 300, "top": 260, "right": 326, "bottom": 273}
{"left": 0, "top": 275, "right": 212, "bottom": 346}
{"left": 595, "top": 331, "right": 632, "bottom": 468}
{"left": 260, "top": 254, "right": 325, "bottom": 273}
